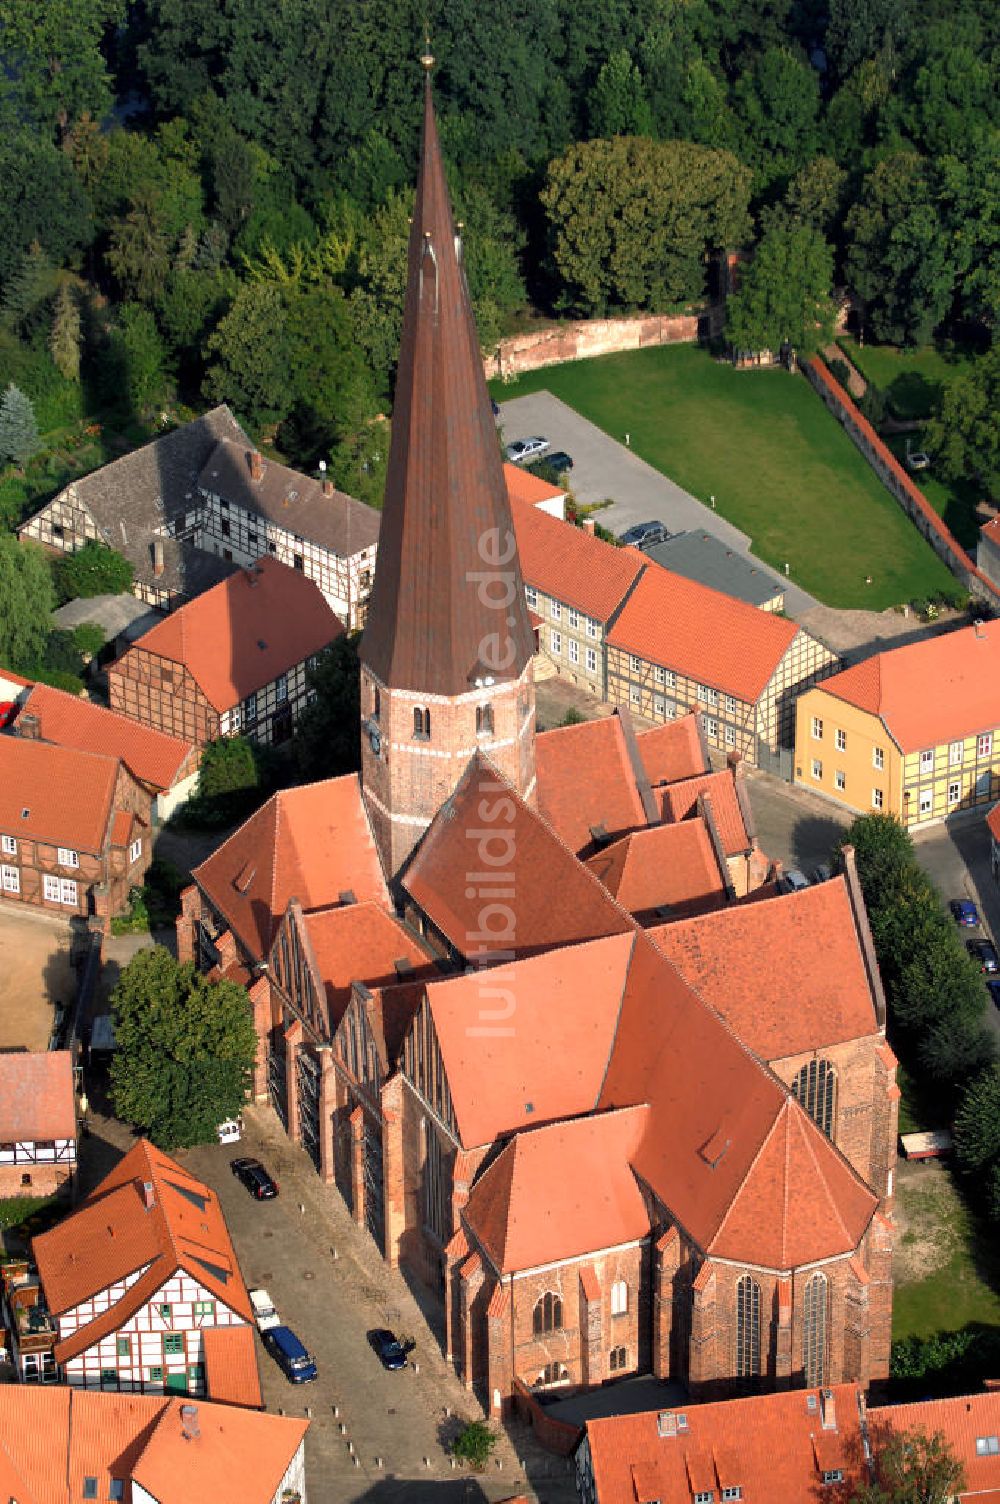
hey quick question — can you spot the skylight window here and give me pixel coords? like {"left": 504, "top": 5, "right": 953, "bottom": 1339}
{"left": 976, "top": 1437, "right": 1000, "bottom": 1456}
{"left": 82, "top": 1481, "right": 98, "bottom": 1500}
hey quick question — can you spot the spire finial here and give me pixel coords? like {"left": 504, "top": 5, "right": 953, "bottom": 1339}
{"left": 420, "top": 28, "right": 434, "bottom": 71}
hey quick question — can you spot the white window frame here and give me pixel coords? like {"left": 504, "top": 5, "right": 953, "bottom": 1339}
{"left": 654, "top": 695, "right": 665, "bottom": 716}
{"left": 704, "top": 687, "right": 719, "bottom": 709}
{"left": 835, "top": 729, "right": 846, "bottom": 753}
{"left": 567, "top": 607, "right": 579, "bottom": 629}
{"left": 725, "top": 695, "right": 737, "bottom": 716}
{"left": 57, "top": 847, "right": 79, "bottom": 869}
{"left": 525, "top": 584, "right": 537, "bottom": 608}
{"left": 1, "top": 864, "right": 19, "bottom": 894}
{"left": 811, "top": 717, "right": 823, "bottom": 740}
{"left": 873, "top": 746, "right": 884, "bottom": 770}
{"left": 919, "top": 789, "right": 933, "bottom": 816}
{"left": 568, "top": 639, "right": 579, "bottom": 665}
{"left": 129, "top": 837, "right": 143, "bottom": 864}
{"left": 835, "top": 769, "right": 846, "bottom": 791}
{"left": 610, "top": 1280, "right": 628, "bottom": 1316}
{"left": 920, "top": 748, "right": 934, "bottom": 773}
{"left": 664, "top": 669, "right": 676, "bottom": 688}
{"left": 586, "top": 617, "right": 598, "bottom": 639}
{"left": 872, "top": 788, "right": 883, "bottom": 809}
{"left": 978, "top": 733, "right": 992, "bottom": 758}
{"left": 948, "top": 780, "right": 961, "bottom": 805}
{"left": 706, "top": 717, "right": 719, "bottom": 740}
{"left": 550, "top": 600, "right": 562, "bottom": 622}
{"left": 586, "top": 647, "right": 597, "bottom": 674}
{"left": 811, "top": 759, "right": 822, "bottom": 781}
{"left": 1, "top": 834, "right": 15, "bottom": 856}
{"left": 549, "top": 630, "right": 562, "bottom": 655}
{"left": 949, "top": 740, "right": 963, "bottom": 766}
{"left": 59, "top": 878, "right": 78, "bottom": 907}
{"left": 629, "top": 654, "right": 642, "bottom": 674}
{"left": 725, "top": 725, "right": 736, "bottom": 747}
{"left": 630, "top": 687, "right": 642, "bottom": 707}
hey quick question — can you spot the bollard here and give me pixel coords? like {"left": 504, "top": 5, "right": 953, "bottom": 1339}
{"left": 332, "top": 1405, "right": 339, "bottom": 1418}
{"left": 450, "top": 1459, "right": 456, "bottom": 1470}
{"left": 305, "top": 1406, "right": 312, "bottom": 1418}
{"left": 444, "top": 1406, "right": 451, "bottom": 1417}
{"left": 339, "top": 1423, "right": 347, "bottom": 1435}
{"left": 496, "top": 1457, "right": 503, "bottom": 1469}
{"left": 348, "top": 1441, "right": 354, "bottom": 1455}
{"left": 277, "top": 1407, "right": 284, "bottom": 1417}
{"left": 423, "top": 1457, "right": 431, "bottom": 1468}
{"left": 376, "top": 1457, "right": 383, "bottom": 1469}
{"left": 353, "top": 1456, "right": 360, "bottom": 1469}
{"left": 299, "top": 1202, "right": 305, "bottom": 1215}
{"left": 413, "top": 1361, "right": 419, "bottom": 1374}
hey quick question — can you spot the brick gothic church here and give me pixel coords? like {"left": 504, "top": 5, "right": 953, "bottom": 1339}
{"left": 178, "top": 64, "right": 897, "bottom": 1421}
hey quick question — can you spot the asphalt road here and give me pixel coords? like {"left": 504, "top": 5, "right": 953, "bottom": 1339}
{"left": 497, "top": 390, "right": 817, "bottom": 617}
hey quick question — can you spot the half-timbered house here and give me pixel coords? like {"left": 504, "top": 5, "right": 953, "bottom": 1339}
{"left": 0, "top": 1052, "right": 77, "bottom": 1200}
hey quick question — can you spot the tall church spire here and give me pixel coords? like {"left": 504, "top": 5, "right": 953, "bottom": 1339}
{"left": 358, "top": 64, "right": 537, "bottom": 878}
{"left": 360, "top": 67, "right": 535, "bottom": 696}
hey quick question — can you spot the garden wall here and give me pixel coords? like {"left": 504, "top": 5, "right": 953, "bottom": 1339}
{"left": 803, "top": 358, "right": 1000, "bottom": 608}
{"left": 486, "top": 312, "right": 700, "bottom": 382}
{"left": 511, "top": 1378, "right": 582, "bottom": 1456}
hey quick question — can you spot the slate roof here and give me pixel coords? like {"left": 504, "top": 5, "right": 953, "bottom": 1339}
{"left": 0, "top": 736, "right": 120, "bottom": 853}
{"left": 21, "top": 682, "right": 195, "bottom": 791}
{"left": 122, "top": 555, "right": 344, "bottom": 711}
{"left": 198, "top": 438, "right": 380, "bottom": 558}
{"left": 813, "top": 619, "right": 1000, "bottom": 751}
{"left": 360, "top": 77, "right": 535, "bottom": 696}
{"left": 0, "top": 1051, "right": 76, "bottom": 1142}
{"left": 192, "top": 774, "right": 389, "bottom": 962}
{"left": 643, "top": 530, "right": 786, "bottom": 608}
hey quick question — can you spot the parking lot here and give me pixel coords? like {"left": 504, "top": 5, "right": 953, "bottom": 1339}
{"left": 0, "top": 906, "right": 76, "bottom": 1051}
{"left": 79, "top": 1105, "right": 571, "bottom": 1504}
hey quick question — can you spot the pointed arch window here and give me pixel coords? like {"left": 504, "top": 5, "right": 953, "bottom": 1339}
{"left": 413, "top": 706, "right": 430, "bottom": 740}
{"left": 476, "top": 704, "right": 494, "bottom": 737}
{"left": 533, "top": 1291, "right": 562, "bottom": 1335}
{"left": 736, "top": 1274, "right": 761, "bottom": 1381}
{"left": 373, "top": 686, "right": 381, "bottom": 720}
{"left": 792, "top": 1059, "right": 837, "bottom": 1138}
{"left": 803, "top": 1272, "right": 828, "bottom": 1387}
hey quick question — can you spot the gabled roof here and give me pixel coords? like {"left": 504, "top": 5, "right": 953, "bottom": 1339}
{"left": 0, "top": 736, "right": 119, "bottom": 853}
{"left": 202, "top": 1324, "right": 263, "bottom": 1410}
{"left": 193, "top": 774, "right": 388, "bottom": 960}
{"left": 635, "top": 713, "right": 709, "bottom": 786}
{"left": 644, "top": 530, "right": 786, "bottom": 607}
{"left": 124, "top": 555, "right": 343, "bottom": 712}
{"left": 661, "top": 768, "right": 751, "bottom": 855}
{"left": 511, "top": 495, "right": 646, "bottom": 621}
{"left": 298, "top": 901, "right": 435, "bottom": 1031}
{"left": 360, "top": 77, "right": 534, "bottom": 696}
{"left": 871, "top": 1391, "right": 1000, "bottom": 1502}
{"left": 503, "top": 462, "right": 565, "bottom": 510}
{"left": 650, "top": 878, "right": 880, "bottom": 1059}
{"left": 0, "top": 1051, "right": 76, "bottom": 1143}
{"left": 607, "top": 561, "right": 799, "bottom": 702}
{"left": 534, "top": 711, "right": 652, "bottom": 856}
{"left": 21, "top": 682, "right": 195, "bottom": 791}
{"left": 814, "top": 619, "right": 1000, "bottom": 752}
{"left": 583, "top": 1383, "right": 865, "bottom": 1504}
{"left": 463, "top": 1106, "right": 650, "bottom": 1273}
{"left": 586, "top": 822, "right": 727, "bottom": 920}
{"left": 32, "top": 1140, "right": 251, "bottom": 1362}
{"left": 199, "top": 438, "right": 380, "bottom": 558}
{"left": 421, "top": 932, "right": 636, "bottom": 1148}
{"left": 0, "top": 1388, "right": 308, "bottom": 1504}
{"left": 401, "top": 752, "right": 633, "bottom": 959}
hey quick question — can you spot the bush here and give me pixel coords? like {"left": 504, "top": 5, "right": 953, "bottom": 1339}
{"left": 859, "top": 382, "right": 887, "bottom": 428}
{"left": 451, "top": 1420, "right": 497, "bottom": 1471}
{"left": 561, "top": 706, "right": 585, "bottom": 726}
{"left": 53, "top": 540, "right": 134, "bottom": 601}
{"left": 111, "top": 886, "right": 150, "bottom": 935}
{"left": 828, "top": 357, "right": 851, "bottom": 388}
{"left": 72, "top": 622, "right": 106, "bottom": 658}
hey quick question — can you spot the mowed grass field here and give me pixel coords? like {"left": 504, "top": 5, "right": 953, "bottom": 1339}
{"left": 493, "top": 344, "right": 956, "bottom": 609}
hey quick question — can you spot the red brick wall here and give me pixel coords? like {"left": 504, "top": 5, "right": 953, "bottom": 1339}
{"left": 0, "top": 1160, "right": 73, "bottom": 1198}
{"left": 486, "top": 313, "right": 699, "bottom": 382}
{"left": 770, "top": 1034, "right": 891, "bottom": 1196}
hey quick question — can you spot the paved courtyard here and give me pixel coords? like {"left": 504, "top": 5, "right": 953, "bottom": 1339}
{"left": 0, "top": 906, "right": 76, "bottom": 1051}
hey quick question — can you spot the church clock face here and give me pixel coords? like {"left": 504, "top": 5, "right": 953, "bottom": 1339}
{"left": 368, "top": 725, "right": 382, "bottom": 757}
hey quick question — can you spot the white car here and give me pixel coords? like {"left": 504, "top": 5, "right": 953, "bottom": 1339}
{"left": 249, "top": 1288, "right": 280, "bottom": 1331}
{"left": 779, "top": 869, "right": 810, "bottom": 894}
{"left": 217, "top": 1117, "right": 242, "bottom": 1145}
{"left": 505, "top": 436, "right": 550, "bottom": 464}
{"left": 906, "top": 450, "right": 930, "bottom": 472}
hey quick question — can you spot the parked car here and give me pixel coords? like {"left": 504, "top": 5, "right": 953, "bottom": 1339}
{"left": 505, "top": 436, "right": 550, "bottom": 464}
{"left": 967, "top": 938, "right": 999, "bottom": 974}
{"left": 779, "top": 869, "right": 810, "bottom": 894}
{"left": 906, "top": 450, "right": 930, "bottom": 472}
{"left": 534, "top": 449, "right": 574, "bottom": 474}
{"left": 262, "top": 1325, "right": 318, "bottom": 1384}
{"left": 231, "top": 1157, "right": 279, "bottom": 1199}
{"left": 491, "top": 398, "right": 500, "bottom": 418}
{"left": 950, "top": 899, "right": 980, "bottom": 928}
{"left": 618, "top": 520, "right": 669, "bottom": 548}
{"left": 810, "top": 864, "right": 832, "bottom": 885}
{"left": 368, "top": 1328, "right": 408, "bottom": 1371}
{"left": 216, "top": 1117, "right": 242, "bottom": 1145}
{"left": 249, "top": 1288, "right": 280, "bottom": 1332}
{"left": 987, "top": 980, "right": 1000, "bottom": 1010}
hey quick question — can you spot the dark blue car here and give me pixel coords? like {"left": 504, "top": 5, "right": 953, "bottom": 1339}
{"left": 950, "top": 898, "right": 980, "bottom": 927}
{"left": 263, "top": 1325, "right": 318, "bottom": 1384}
{"left": 368, "top": 1328, "right": 407, "bottom": 1370}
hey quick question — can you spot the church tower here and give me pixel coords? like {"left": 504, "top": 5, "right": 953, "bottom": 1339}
{"left": 359, "top": 61, "right": 537, "bottom": 878}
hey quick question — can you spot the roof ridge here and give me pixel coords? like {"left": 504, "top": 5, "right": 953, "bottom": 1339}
{"left": 788, "top": 1102, "right": 853, "bottom": 1249}
{"left": 707, "top": 1097, "right": 787, "bottom": 1258}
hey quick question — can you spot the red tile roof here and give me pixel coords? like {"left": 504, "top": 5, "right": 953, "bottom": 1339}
{"left": 871, "top": 1392, "right": 1000, "bottom": 1502}
{"left": 360, "top": 81, "right": 535, "bottom": 697}
{"left": 0, "top": 736, "right": 119, "bottom": 853}
{"left": 607, "top": 561, "right": 799, "bottom": 701}
{"left": 202, "top": 1324, "right": 263, "bottom": 1409}
{"left": 299, "top": 902, "right": 435, "bottom": 1031}
{"left": 193, "top": 774, "right": 388, "bottom": 960}
{"left": 651, "top": 878, "right": 880, "bottom": 1059}
{"left": 635, "top": 713, "right": 709, "bottom": 786}
{"left": 109, "top": 808, "right": 134, "bottom": 847}
{"left": 661, "top": 769, "right": 751, "bottom": 855}
{"left": 21, "top": 682, "right": 195, "bottom": 791}
{"left": 33, "top": 1139, "right": 251, "bottom": 1362}
{"left": 401, "top": 753, "right": 634, "bottom": 960}
{"left": 535, "top": 713, "right": 651, "bottom": 855}
{"left": 511, "top": 495, "right": 646, "bottom": 621}
{"left": 0, "top": 1051, "right": 76, "bottom": 1142}
{"left": 982, "top": 516, "right": 1000, "bottom": 544}
{"left": 583, "top": 1383, "right": 865, "bottom": 1504}
{"left": 586, "top": 821, "right": 727, "bottom": 919}
{"left": 503, "top": 462, "right": 565, "bottom": 510}
{"left": 422, "top": 932, "right": 636, "bottom": 1148}
{"left": 126, "top": 555, "right": 343, "bottom": 712}
{"left": 813, "top": 620, "right": 1000, "bottom": 752}
{"left": 463, "top": 1106, "right": 650, "bottom": 1272}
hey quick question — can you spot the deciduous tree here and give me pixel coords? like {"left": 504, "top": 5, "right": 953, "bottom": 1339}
{"left": 926, "top": 349, "right": 1000, "bottom": 505}
{"left": 0, "top": 533, "right": 54, "bottom": 670}
{"left": 726, "top": 218, "right": 835, "bottom": 355}
{"left": 294, "top": 635, "right": 360, "bottom": 781}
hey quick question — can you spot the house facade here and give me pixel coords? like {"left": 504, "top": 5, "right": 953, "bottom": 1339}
{"left": 0, "top": 737, "right": 152, "bottom": 920}
{"left": 108, "top": 557, "right": 344, "bottom": 748}
{"left": 794, "top": 620, "right": 1000, "bottom": 827}
{"left": 0, "top": 1052, "right": 77, "bottom": 1199}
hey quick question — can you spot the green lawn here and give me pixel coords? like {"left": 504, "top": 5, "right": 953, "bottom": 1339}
{"left": 493, "top": 345, "right": 956, "bottom": 609}
{"left": 893, "top": 1165, "right": 1000, "bottom": 1342}
{"left": 838, "top": 336, "right": 973, "bottom": 421}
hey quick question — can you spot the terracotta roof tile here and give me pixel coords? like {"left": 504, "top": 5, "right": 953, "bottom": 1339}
{"left": 22, "top": 683, "right": 195, "bottom": 791}
{"left": 402, "top": 753, "right": 633, "bottom": 960}
{"left": 0, "top": 736, "right": 118, "bottom": 852}
{"left": 535, "top": 713, "right": 651, "bottom": 855}
{"left": 202, "top": 1324, "right": 263, "bottom": 1409}
{"left": 587, "top": 822, "right": 727, "bottom": 919}
{"left": 299, "top": 902, "right": 435, "bottom": 1031}
{"left": 650, "top": 878, "right": 880, "bottom": 1058}
{"left": 661, "top": 769, "right": 751, "bottom": 855}
{"left": 123, "top": 555, "right": 343, "bottom": 713}
{"left": 503, "top": 462, "right": 565, "bottom": 510}
{"left": 511, "top": 495, "right": 645, "bottom": 621}
{"left": 607, "top": 562, "right": 799, "bottom": 701}
{"left": 193, "top": 774, "right": 388, "bottom": 960}
{"left": 463, "top": 1106, "right": 650, "bottom": 1272}
{"left": 871, "top": 1392, "right": 1000, "bottom": 1501}
{"left": 814, "top": 619, "right": 1000, "bottom": 751}
{"left": 109, "top": 809, "right": 134, "bottom": 846}
{"left": 0, "top": 1051, "right": 76, "bottom": 1142}
{"left": 133, "top": 1396, "right": 307, "bottom": 1504}
{"left": 635, "top": 714, "right": 709, "bottom": 785}
{"left": 423, "top": 932, "right": 636, "bottom": 1148}
{"left": 584, "top": 1383, "right": 866, "bottom": 1504}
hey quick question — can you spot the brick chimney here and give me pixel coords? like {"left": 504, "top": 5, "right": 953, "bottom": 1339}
{"left": 141, "top": 1179, "right": 155, "bottom": 1211}
{"left": 581, "top": 518, "right": 596, "bottom": 536}
{"left": 322, "top": 478, "right": 334, "bottom": 498}
{"left": 16, "top": 711, "right": 40, "bottom": 741}
{"left": 152, "top": 538, "right": 165, "bottom": 578}
{"left": 820, "top": 1388, "right": 837, "bottom": 1430}
{"left": 248, "top": 450, "right": 264, "bottom": 483}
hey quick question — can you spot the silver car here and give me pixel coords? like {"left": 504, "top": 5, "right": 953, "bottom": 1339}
{"left": 505, "top": 436, "right": 550, "bottom": 464}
